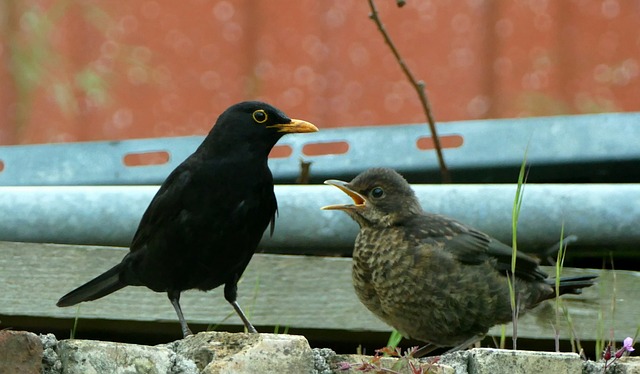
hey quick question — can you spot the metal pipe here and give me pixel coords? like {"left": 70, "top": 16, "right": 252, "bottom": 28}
{"left": 0, "top": 184, "right": 638, "bottom": 253}
{"left": 1, "top": 112, "right": 639, "bottom": 186}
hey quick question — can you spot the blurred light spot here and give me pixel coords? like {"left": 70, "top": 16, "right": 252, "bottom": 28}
{"left": 349, "top": 43, "right": 370, "bottom": 67}
{"left": 303, "top": 141, "right": 349, "bottom": 156}
{"left": 294, "top": 66, "right": 315, "bottom": 86}
{"left": 621, "top": 59, "right": 639, "bottom": 78}
{"left": 128, "top": 66, "right": 148, "bottom": 85}
{"left": 123, "top": 151, "right": 170, "bottom": 167}
{"left": 330, "top": 95, "right": 349, "bottom": 114}
{"left": 281, "top": 87, "right": 304, "bottom": 107}
{"left": 384, "top": 93, "right": 403, "bottom": 113}
{"left": 495, "top": 19, "right": 513, "bottom": 38}
{"left": 132, "top": 46, "right": 152, "bottom": 63}
{"left": 310, "top": 75, "right": 327, "bottom": 94}
{"left": 254, "top": 60, "right": 274, "bottom": 79}
{"left": 302, "top": 35, "right": 329, "bottom": 61}
{"left": 223, "top": 22, "right": 243, "bottom": 42}
{"left": 448, "top": 47, "right": 474, "bottom": 67}
{"left": 200, "top": 71, "right": 221, "bottom": 91}
{"left": 162, "top": 93, "right": 181, "bottom": 112}
{"left": 529, "top": 0, "right": 549, "bottom": 15}
{"left": 100, "top": 41, "right": 119, "bottom": 58}
{"left": 19, "top": 11, "right": 38, "bottom": 32}
{"left": 416, "top": 135, "right": 463, "bottom": 150}
{"left": 521, "top": 71, "right": 548, "bottom": 90}
{"left": 165, "top": 30, "right": 194, "bottom": 56}
{"left": 416, "top": 1, "right": 437, "bottom": 20}
{"left": 213, "top": 1, "right": 235, "bottom": 21}
{"left": 601, "top": 0, "right": 620, "bottom": 19}
{"left": 93, "top": 57, "right": 113, "bottom": 74}
{"left": 106, "top": 25, "right": 124, "bottom": 40}
{"left": 594, "top": 64, "right": 612, "bottom": 83}
{"left": 451, "top": 13, "right": 471, "bottom": 33}
{"left": 325, "top": 7, "right": 345, "bottom": 28}
{"left": 269, "top": 145, "right": 292, "bottom": 159}
{"left": 467, "top": 95, "right": 491, "bottom": 117}
{"left": 141, "top": 1, "right": 160, "bottom": 19}
{"left": 493, "top": 57, "right": 512, "bottom": 76}
{"left": 112, "top": 108, "right": 133, "bottom": 129}
{"left": 120, "top": 15, "right": 138, "bottom": 33}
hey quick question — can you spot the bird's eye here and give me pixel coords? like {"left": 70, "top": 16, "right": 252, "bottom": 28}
{"left": 370, "top": 187, "right": 385, "bottom": 199}
{"left": 252, "top": 109, "right": 268, "bottom": 123}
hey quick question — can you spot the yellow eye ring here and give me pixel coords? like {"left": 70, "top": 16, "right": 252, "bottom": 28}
{"left": 252, "top": 109, "right": 268, "bottom": 123}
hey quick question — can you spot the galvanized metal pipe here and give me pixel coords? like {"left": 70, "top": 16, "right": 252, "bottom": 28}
{"left": 1, "top": 112, "right": 639, "bottom": 186}
{"left": 0, "top": 184, "right": 638, "bottom": 253}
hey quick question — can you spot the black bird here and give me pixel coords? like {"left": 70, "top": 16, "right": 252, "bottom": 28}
{"left": 323, "top": 168, "right": 596, "bottom": 352}
{"left": 57, "top": 101, "right": 318, "bottom": 337}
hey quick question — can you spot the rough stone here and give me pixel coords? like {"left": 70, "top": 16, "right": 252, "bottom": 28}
{"left": 57, "top": 338, "right": 196, "bottom": 374}
{"left": 327, "top": 353, "right": 454, "bottom": 374}
{"left": 312, "top": 348, "right": 337, "bottom": 374}
{"left": 166, "top": 331, "right": 315, "bottom": 374}
{"left": 468, "top": 348, "right": 582, "bottom": 374}
{"left": 40, "top": 333, "right": 62, "bottom": 374}
{"left": 438, "top": 350, "right": 471, "bottom": 374}
{"left": 582, "top": 357, "right": 640, "bottom": 374}
{"left": 0, "top": 330, "right": 43, "bottom": 374}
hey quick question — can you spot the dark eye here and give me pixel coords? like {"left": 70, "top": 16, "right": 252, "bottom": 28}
{"left": 252, "top": 109, "right": 268, "bottom": 123}
{"left": 370, "top": 187, "right": 385, "bottom": 199}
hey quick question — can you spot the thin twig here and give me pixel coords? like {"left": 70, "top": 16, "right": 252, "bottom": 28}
{"left": 367, "top": 0, "right": 451, "bottom": 183}
{"left": 296, "top": 159, "right": 312, "bottom": 184}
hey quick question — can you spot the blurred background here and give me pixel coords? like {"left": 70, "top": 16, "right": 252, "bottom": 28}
{"left": 1, "top": 1, "right": 639, "bottom": 355}
{"left": 1, "top": 0, "right": 639, "bottom": 145}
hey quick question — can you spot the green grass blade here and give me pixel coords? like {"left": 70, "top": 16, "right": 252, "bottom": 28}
{"left": 387, "top": 329, "right": 403, "bottom": 349}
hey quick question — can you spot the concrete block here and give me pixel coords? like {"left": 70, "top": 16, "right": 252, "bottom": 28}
{"left": 166, "top": 331, "right": 314, "bottom": 374}
{"left": 57, "top": 338, "right": 197, "bottom": 374}
{"left": 468, "top": 348, "right": 582, "bottom": 374}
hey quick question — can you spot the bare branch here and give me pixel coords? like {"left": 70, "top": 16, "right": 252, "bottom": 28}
{"left": 367, "top": 0, "right": 451, "bottom": 183}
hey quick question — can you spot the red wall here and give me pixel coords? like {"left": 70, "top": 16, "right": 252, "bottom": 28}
{"left": 1, "top": 0, "right": 639, "bottom": 145}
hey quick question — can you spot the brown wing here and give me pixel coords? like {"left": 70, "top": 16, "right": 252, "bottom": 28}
{"left": 408, "top": 213, "right": 547, "bottom": 281}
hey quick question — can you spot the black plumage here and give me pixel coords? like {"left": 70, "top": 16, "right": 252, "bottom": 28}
{"left": 57, "top": 101, "right": 318, "bottom": 337}
{"left": 323, "top": 167, "right": 596, "bottom": 352}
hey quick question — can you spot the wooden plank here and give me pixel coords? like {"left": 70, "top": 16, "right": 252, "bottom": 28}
{"left": 0, "top": 241, "right": 637, "bottom": 345}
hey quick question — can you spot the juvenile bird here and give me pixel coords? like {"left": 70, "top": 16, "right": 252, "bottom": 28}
{"left": 57, "top": 101, "right": 318, "bottom": 337}
{"left": 323, "top": 168, "right": 596, "bottom": 352}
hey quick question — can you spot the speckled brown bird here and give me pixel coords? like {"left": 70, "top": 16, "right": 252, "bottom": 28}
{"left": 323, "top": 167, "right": 596, "bottom": 352}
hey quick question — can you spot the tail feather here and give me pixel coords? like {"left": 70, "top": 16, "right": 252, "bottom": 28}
{"left": 56, "top": 264, "right": 126, "bottom": 307}
{"left": 549, "top": 275, "right": 598, "bottom": 296}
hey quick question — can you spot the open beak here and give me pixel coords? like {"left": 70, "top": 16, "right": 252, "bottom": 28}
{"left": 321, "top": 180, "right": 366, "bottom": 211}
{"left": 268, "top": 118, "right": 318, "bottom": 133}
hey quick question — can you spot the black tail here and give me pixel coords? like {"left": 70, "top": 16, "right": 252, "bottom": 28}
{"left": 548, "top": 275, "right": 598, "bottom": 296}
{"left": 56, "top": 264, "right": 126, "bottom": 307}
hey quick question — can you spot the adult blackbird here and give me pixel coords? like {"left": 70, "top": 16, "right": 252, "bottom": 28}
{"left": 323, "top": 167, "right": 596, "bottom": 352}
{"left": 57, "top": 101, "right": 318, "bottom": 337}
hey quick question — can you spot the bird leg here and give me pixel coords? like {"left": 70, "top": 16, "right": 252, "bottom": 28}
{"left": 413, "top": 343, "right": 438, "bottom": 358}
{"left": 224, "top": 281, "right": 258, "bottom": 333}
{"left": 445, "top": 335, "right": 484, "bottom": 354}
{"left": 168, "top": 290, "right": 192, "bottom": 338}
